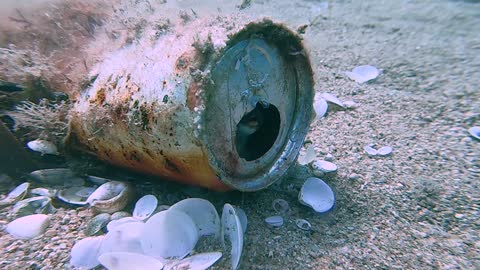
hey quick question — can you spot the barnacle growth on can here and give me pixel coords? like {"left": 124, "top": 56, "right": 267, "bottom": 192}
{"left": 67, "top": 17, "right": 314, "bottom": 191}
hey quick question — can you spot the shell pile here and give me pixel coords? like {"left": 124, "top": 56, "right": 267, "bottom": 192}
{"left": 70, "top": 195, "right": 246, "bottom": 270}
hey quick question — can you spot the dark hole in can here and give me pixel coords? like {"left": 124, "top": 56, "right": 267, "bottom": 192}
{"left": 235, "top": 102, "right": 280, "bottom": 161}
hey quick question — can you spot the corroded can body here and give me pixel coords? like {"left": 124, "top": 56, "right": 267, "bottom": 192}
{"left": 68, "top": 18, "right": 314, "bottom": 191}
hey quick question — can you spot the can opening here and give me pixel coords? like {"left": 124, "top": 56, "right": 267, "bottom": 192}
{"left": 235, "top": 102, "right": 280, "bottom": 161}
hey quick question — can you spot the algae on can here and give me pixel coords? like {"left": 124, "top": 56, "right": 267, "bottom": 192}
{"left": 67, "top": 18, "right": 314, "bottom": 191}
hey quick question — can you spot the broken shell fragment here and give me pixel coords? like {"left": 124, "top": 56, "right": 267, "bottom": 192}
{"left": 86, "top": 181, "right": 134, "bottom": 213}
{"left": 298, "top": 144, "right": 316, "bottom": 165}
{"left": 364, "top": 145, "right": 378, "bottom": 156}
{"left": 0, "top": 182, "right": 29, "bottom": 206}
{"left": 311, "top": 160, "right": 338, "bottom": 173}
{"left": 85, "top": 213, "right": 111, "bottom": 236}
{"left": 169, "top": 198, "right": 221, "bottom": 238}
{"left": 132, "top": 195, "right": 158, "bottom": 221}
{"left": 345, "top": 65, "right": 380, "bottom": 83}
{"left": 26, "top": 139, "right": 59, "bottom": 155}
{"left": 321, "top": 92, "right": 344, "bottom": 108}
{"left": 11, "top": 196, "right": 54, "bottom": 217}
{"left": 272, "top": 199, "right": 290, "bottom": 215}
{"left": 98, "top": 252, "right": 165, "bottom": 270}
{"left": 5, "top": 214, "right": 50, "bottom": 239}
{"left": 86, "top": 175, "right": 111, "bottom": 185}
{"left": 299, "top": 177, "right": 335, "bottom": 213}
{"left": 221, "top": 203, "right": 244, "bottom": 270}
{"left": 164, "top": 252, "right": 222, "bottom": 270}
{"left": 29, "top": 168, "right": 76, "bottom": 185}
{"left": 469, "top": 126, "right": 480, "bottom": 140}
{"left": 265, "top": 216, "right": 284, "bottom": 227}
{"left": 141, "top": 209, "right": 198, "bottom": 259}
{"left": 313, "top": 94, "right": 328, "bottom": 120}
{"left": 70, "top": 236, "right": 105, "bottom": 270}
{"left": 295, "top": 219, "right": 312, "bottom": 231}
{"left": 57, "top": 186, "right": 92, "bottom": 206}
{"left": 377, "top": 146, "right": 393, "bottom": 156}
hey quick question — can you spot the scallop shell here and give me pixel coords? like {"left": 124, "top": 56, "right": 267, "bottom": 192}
{"left": 141, "top": 209, "right": 198, "bottom": 259}
{"left": 29, "top": 168, "right": 76, "bottom": 185}
{"left": 469, "top": 126, "right": 480, "bottom": 140}
{"left": 234, "top": 206, "right": 248, "bottom": 234}
{"left": 11, "top": 196, "right": 54, "bottom": 217}
{"left": 311, "top": 160, "right": 338, "bottom": 173}
{"left": 5, "top": 214, "right": 50, "bottom": 239}
{"left": 299, "top": 177, "right": 335, "bottom": 213}
{"left": 321, "top": 92, "right": 344, "bottom": 108}
{"left": 345, "top": 65, "right": 380, "bottom": 83}
{"left": 86, "top": 181, "right": 134, "bottom": 213}
{"left": 70, "top": 236, "right": 105, "bottom": 269}
{"left": 377, "top": 146, "right": 393, "bottom": 156}
{"left": 57, "top": 186, "right": 92, "bottom": 206}
{"left": 221, "top": 203, "right": 244, "bottom": 270}
{"left": 26, "top": 139, "right": 59, "bottom": 155}
{"left": 265, "top": 216, "right": 284, "bottom": 227}
{"left": 100, "top": 222, "right": 146, "bottom": 255}
{"left": 0, "top": 182, "right": 29, "bottom": 206}
{"left": 85, "top": 213, "right": 111, "bottom": 236}
{"left": 99, "top": 252, "right": 165, "bottom": 270}
{"left": 132, "top": 195, "right": 158, "bottom": 221}
{"left": 169, "top": 198, "right": 220, "bottom": 238}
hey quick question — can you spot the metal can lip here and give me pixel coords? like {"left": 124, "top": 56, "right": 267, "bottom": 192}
{"left": 202, "top": 20, "right": 314, "bottom": 191}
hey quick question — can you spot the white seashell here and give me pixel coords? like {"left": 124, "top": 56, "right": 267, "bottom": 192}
{"left": 70, "top": 236, "right": 105, "bottom": 270}
{"left": 345, "top": 65, "right": 380, "bottom": 83}
{"left": 377, "top": 146, "right": 393, "bottom": 156}
{"left": 98, "top": 252, "right": 165, "bottom": 270}
{"left": 311, "top": 160, "right": 338, "bottom": 173}
{"left": 234, "top": 206, "right": 248, "bottom": 234}
{"left": 321, "top": 92, "right": 344, "bottom": 108}
{"left": 107, "top": 217, "right": 141, "bottom": 232}
{"left": 169, "top": 198, "right": 220, "bottom": 238}
{"left": 299, "top": 177, "right": 335, "bottom": 213}
{"left": 27, "top": 139, "right": 59, "bottom": 155}
{"left": 313, "top": 94, "right": 328, "bottom": 120}
{"left": 163, "top": 252, "right": 222, "bottom": 270}
{"left": 295, "top": 219, "right": 312, "bottom": 231}
{"left": 99, "top": 222, "right": 145, "bottom": 255}
{"left": 133, "top": 195, "right": 158, "bottom": 221}
{"left": 86, "top": 181, "right": 133, "bottom": 213}
{"left": 298, "top": 144, "right": 316, "bottom": 165}
{"left": 343, "top": 100, "right": 358, "bottom": 109}
{"left": 265, "top": 216, "right": 284, "bottom": 227}
{"left": 29, "top": 168, "right": 75, "bottom": 185}
{"left": 30, "top": 187, "right": 57, "bottom": 198}
{"left": 141, "top": 209, "right": 198, "bottom": 259}
{"left": 272, "top": 199, "right": 290, "bottom": 215}
{"left": 5, "top": 214, "right": 50, "bottom": 239}
{"left": 0, "top": 182, "right": 29, "bottom": 206}
{"left": 364, "top": 145, "right": 378, "bottom": 156}
{"left": 221, "top": 203, "right": 244, "bottom": 270}
{"left": 57, "top": 186, "right": 91, "bottom": 206}
{"left": 468, "top": 126, "right": 480, "bottom": 140}
{"left": 11, "top": 196, "right": 54, "bottom": 217}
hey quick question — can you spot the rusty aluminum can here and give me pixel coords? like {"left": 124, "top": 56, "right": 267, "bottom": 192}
{"left": 67, "top": 18, "right": 314, "bottom": 191}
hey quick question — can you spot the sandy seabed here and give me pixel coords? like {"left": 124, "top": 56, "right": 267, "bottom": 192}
{"left": 0, "top": 0, "right": 479, "bottom": 269}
